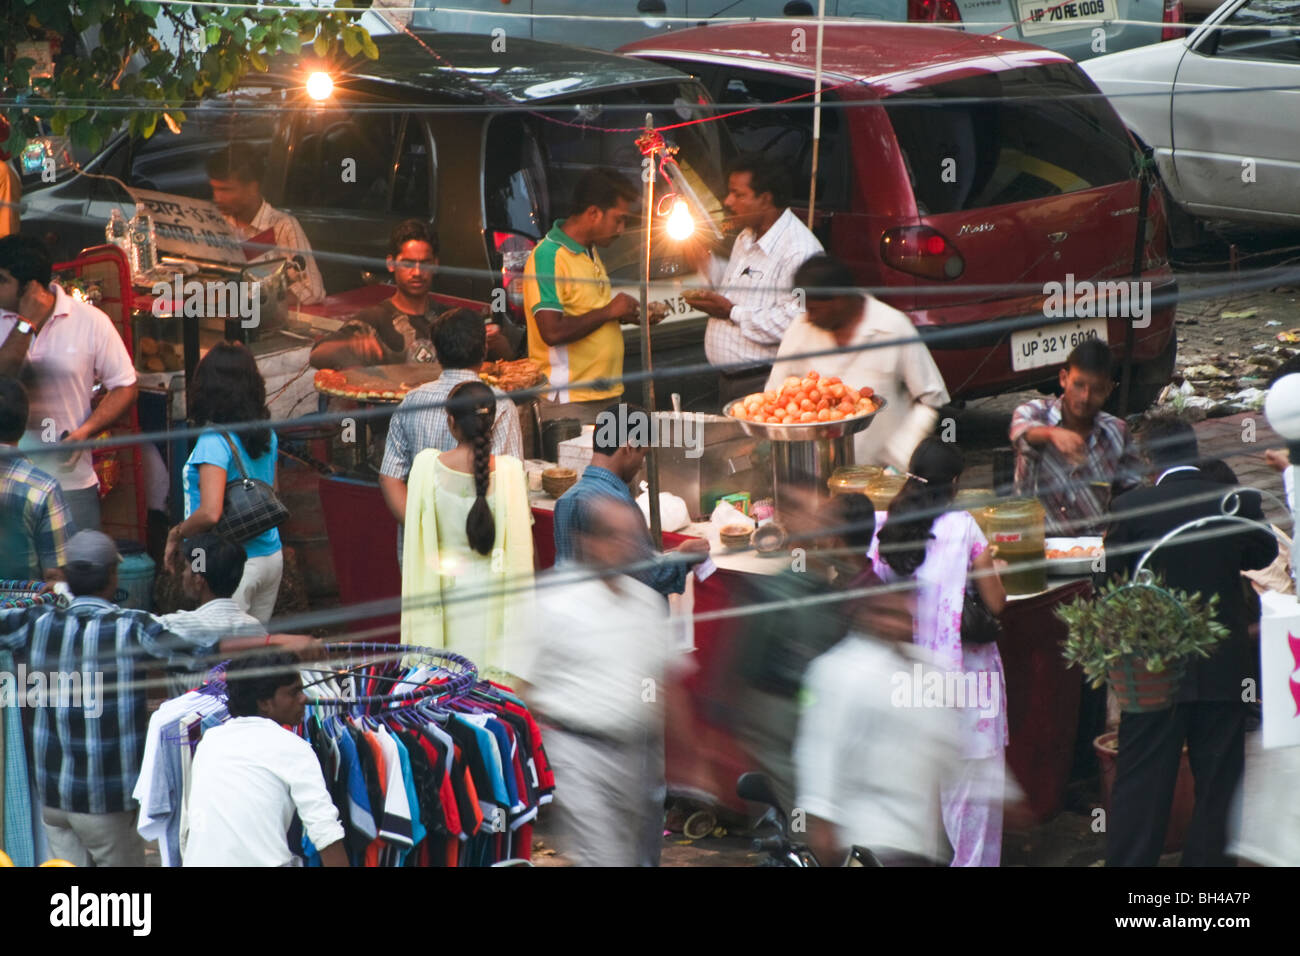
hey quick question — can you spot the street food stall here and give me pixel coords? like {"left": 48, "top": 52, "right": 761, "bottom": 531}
{"left": 317, "top": 365, "right": 1093, "bottom": 824}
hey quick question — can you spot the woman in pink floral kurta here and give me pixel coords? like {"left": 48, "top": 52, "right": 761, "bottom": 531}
{"left": 871, "top": 440, "right": 1008, "bottom": 866}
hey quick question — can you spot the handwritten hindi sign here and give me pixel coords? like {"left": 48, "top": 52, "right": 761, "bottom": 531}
{"left": 125, "top": 188, "right": 246, "bottom": 267}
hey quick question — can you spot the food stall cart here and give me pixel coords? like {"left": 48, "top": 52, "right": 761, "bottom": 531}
{"left": 319, "top": 369, "right": 1091, "bottom": 825}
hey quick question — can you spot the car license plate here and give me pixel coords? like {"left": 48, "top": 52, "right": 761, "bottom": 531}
{"left": 1011, "top": 318, "right": 1108, "bottom": 372}
{"left": 1017, "top": 0, "right": 1115, "bottom": 36}
{"left": 645, "top": 282, "right": 706, "bottom": 326}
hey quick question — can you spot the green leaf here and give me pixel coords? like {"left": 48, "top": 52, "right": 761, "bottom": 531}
{"left": 314, "top": 33, "right": 330, "bottom": 58}
{"left": 140, "top": 113, "right": 159, "bottom": 140}
{"left": 206, "top": 25, "right": 221, "bottom": 46}
{"left": 360, "top": 31, "right": 379, "bottom": 60}
{"left": 249, "top": 51, "right": 268, "bottom": 72}
{"left": 279, "top": 33, "right": 302, "bottom": 55}
{"left": 343, "top": 26, "right": 362, "bottom": 58}
{"left": 50, "top": 114, "right": 68, "bottom": 136}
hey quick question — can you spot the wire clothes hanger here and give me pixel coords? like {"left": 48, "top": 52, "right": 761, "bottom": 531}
{"left": 297, "top": 642, "right": 479, "bottom": 712}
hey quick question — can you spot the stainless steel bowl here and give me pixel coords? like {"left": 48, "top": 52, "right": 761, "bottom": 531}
{"left": 722, "top": 396, "right": 888, "bottom": 443}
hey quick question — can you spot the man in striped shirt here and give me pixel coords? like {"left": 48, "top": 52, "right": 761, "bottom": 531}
{"left": 0, "top": 377, "right": 72, "bottom": 581}
{"left": 0, "top": 531, "right": 212, "bottom": 866}
{"left": 684, "top": 154, "right": 824, "bottom": 407}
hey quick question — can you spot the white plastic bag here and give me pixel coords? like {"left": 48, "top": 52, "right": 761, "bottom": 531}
{"left": 636, "top": 487, "right": 692, "bottom": 532}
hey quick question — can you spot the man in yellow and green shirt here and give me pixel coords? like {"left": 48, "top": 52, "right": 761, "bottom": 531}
{"left": 523, "top": 168, "right": 641, "bottom": 423}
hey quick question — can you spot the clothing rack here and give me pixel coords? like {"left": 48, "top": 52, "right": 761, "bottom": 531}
{"left": 299, "top": 642, "right": 478, "bottom": 710}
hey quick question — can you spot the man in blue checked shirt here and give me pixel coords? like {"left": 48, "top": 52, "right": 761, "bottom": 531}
{"left": 0, "top": 531, "right": 214, "bottom": 866}
{"left": 0, "top": 377, "right": 72, "bottom": 581}
{"left": 552, "top": 402, "right": 709, "bottom": 598}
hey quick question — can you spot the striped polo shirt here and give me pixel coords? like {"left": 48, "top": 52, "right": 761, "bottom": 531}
{"left": 522, "top": 221, "right": 623, "bottom": 403}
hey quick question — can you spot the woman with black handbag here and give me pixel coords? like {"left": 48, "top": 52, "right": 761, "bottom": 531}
{"left": 165, "top": 342, "right": 287, "bottom": 624}
{"left": 871, "top": 438, "right": 1008, "bottom": 867}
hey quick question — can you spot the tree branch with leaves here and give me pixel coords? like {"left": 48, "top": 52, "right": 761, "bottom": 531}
{"left": 1, "top": 0, "right": 381, "bottom": 156}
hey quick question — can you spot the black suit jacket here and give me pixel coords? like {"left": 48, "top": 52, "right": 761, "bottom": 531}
{"left": 1105, "top": 471, "right": 1277, "bottom": 702}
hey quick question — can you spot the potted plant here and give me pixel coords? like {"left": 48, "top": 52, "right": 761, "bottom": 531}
{"left": 1055, "top": 572, "right": 1229, "bottom": 712}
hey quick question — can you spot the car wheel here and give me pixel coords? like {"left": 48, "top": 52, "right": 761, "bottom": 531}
{"left": 1105, "top": 330, "right": 1177, "bottom": 417}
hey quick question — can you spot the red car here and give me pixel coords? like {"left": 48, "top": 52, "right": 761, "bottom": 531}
{"left": 622, "top": 23, "right": 1177, "bottom": 409}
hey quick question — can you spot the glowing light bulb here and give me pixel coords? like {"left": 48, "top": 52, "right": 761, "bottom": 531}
{"left": 666, "top": 199, "right": 694, "bottom": 242}
{"left": 306, "top": 72, "right": 334, "bottom": 101}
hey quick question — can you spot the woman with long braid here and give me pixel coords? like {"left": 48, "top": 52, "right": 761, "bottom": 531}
{"left": 401, "top": 381, "right": 534, "bottom": 678}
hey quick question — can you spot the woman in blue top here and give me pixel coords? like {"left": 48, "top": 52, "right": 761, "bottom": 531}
{"left": 165, "top": 342, "right": 282, "bottom": 623}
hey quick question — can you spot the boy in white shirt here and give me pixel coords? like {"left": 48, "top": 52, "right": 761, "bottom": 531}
{"left": 185, "top": 651, "right": 346, "bottom": 867}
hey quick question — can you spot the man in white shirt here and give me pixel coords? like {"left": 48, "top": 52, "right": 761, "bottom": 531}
{"left": 684, "top": 155, "right": 824, "bottom": 407}
{"left": 518, "top": 497, "right": 681, "bottom": 867}
{"left": 207, "top": 151, "right": 325, "bottom": 306}
{"left": 768, "top": 254, "right": 950, "bottom": 471}
{"left": 796, "top": 632, "right": 962, "bottom": 866}
{"left": 185, "top": 650, "right": 346, "bottom": 867}
{"left": 0, "top": 235, "right": 139, "bottom": 532}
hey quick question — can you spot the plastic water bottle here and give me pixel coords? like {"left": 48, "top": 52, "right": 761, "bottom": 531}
{"left": 127, "top": 212, "right": 158, "bottom": 277}
{"left": 105, "top": 208, "right": 130, "bottom": 252}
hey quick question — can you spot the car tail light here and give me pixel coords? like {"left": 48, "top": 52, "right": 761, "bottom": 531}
{"left": 492, "top": 231, "right": 536, "bottom": 319}
{"left": 880, "top": 226, "right": 965, "bottom": 281}
{"left": 1161, "top": 0, "right": 1185, "bottom": 40}
{"left": 908, "top": 0, "right": 962, "bottom": 22}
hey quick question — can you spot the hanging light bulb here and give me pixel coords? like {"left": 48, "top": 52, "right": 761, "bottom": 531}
{"left": 666, "top": 198, "right": 695, "bottom": 242}
{"left": 306, "top": 71, "right": 334, "bottom": 101}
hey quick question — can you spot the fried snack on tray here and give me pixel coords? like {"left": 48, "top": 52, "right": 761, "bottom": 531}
{"left": 1046, "top": 545, "right": 1102, "bottom": 560}
{"left": 727, "top": 371, "right": 878, "bottom": 424}
{"left": 478, "top": 358, "right": 545, "bottom": 392}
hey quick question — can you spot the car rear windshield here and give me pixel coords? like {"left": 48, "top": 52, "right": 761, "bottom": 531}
{"left": 884, "top": 63, "right": 1135, "bottom": 216}
{"left": 484, "top": 81, "right": 728, "bottom": 281}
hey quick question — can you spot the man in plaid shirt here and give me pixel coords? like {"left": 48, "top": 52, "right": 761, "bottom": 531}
{"left": 0, "top": 531, "right": 212, "bottom": 866}
{"left": 1009, "top": 340, "right": 1143, "bottom": 535}
{"left": 0, "top": 377, "right": 72, "bottom": 581}
{"left": 379, "top": 308, "right": 522, "bottom": 544}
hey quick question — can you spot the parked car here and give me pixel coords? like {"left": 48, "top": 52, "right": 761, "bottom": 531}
{"left": 1082, "top": 0, "right": 1300, "bottom": 246}
{"left": 21, "top": 32, "right": 730, "bottom": 402}
{"left": 622, "top": 21, "right": 1179, "bottom": 407}
{"left": 395, "top": 0, "right": 1186, "bottom": 62}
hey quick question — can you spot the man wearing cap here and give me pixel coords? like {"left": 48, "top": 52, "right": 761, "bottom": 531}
{"left": 0, "top": 531, "right": 213, "bottom": 865}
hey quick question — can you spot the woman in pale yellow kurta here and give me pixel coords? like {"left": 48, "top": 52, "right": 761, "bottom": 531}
{"left": 401, "top": 381, "right": 534, "bottom": 679}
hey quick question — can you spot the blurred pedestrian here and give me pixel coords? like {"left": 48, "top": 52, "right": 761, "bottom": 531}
{"left": 166, "top": 342, "right": 283, "bottom": 624}
{"left": 873, "top": 437, "right": 1008, "bottom": 866}
{"left": 518, "top": 497, "right": 679, "bottom": 866}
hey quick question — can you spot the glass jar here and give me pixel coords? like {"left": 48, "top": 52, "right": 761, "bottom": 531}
{"left": 828, "top": 465, "right": 884, "bottom": 496}
{"left": 984, "top": 497, "right": 1047, "bottom": 595}
{"left": 864, "top": 473, "right": 908, "bottom": 512}
{"left": 955, "top": 488, "right": 996, "bottom": 536}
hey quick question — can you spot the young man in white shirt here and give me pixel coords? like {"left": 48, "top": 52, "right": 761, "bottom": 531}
{"left": 207, "top": 151, "right": 326, "bottom": 306}
{"left": 185, "top": 650, "right": 346, "bottom": 867}
{"left": 768, "top": 254, "right": 950, "bottom": 471}
{"left": 0, "top": 235, "right": 139, "bottom": 532}
{"left": 684, "top": 154, "right": 824, "bottom": 406}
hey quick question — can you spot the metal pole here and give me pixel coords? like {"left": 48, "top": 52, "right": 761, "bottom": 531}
{"left": 1118, "top": 149, "right": 1152, "bottom": 418}
{"left": 806, "top": 0, "right": 827, "bottom": 230}
{"left": 640, "top": 112, "right": 663, "bottom": 549}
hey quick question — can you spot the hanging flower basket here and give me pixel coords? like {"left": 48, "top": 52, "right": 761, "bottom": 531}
{"left": 1056, "top": 571, "right": 1228, "bottom": 713}
{"left": 1106, "top": 658, "right": 1186, "bottom": 713}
